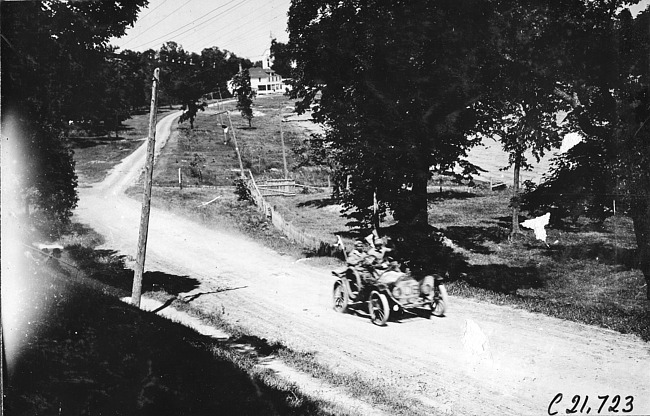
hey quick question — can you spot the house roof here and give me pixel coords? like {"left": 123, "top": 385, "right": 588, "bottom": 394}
{"left": 248, "top": 67, "right": 275, "bottom": 78}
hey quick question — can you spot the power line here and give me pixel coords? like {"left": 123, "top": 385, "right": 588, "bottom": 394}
{"left": 221, "top": 15, "right": 285, "bottom": 54}
{"left": 126, "top": 0, "right": 248, "bottom": 52}
{"left": 188, "top": 9, "right": 285, "bottom": 54}
{"left": 154, "top": 0, "right": 251, "bottom": 49}
{"left": 118, "top": 0, "right": 173, "bottom": 47}
{"left": 181, "top": 0, "right": 280, "bottom": 50}
{"left": 136, "top": 0, "right": 171, "bottom": 23}
{"left": 121, "top": 0, "right": 193, "bottom": 48}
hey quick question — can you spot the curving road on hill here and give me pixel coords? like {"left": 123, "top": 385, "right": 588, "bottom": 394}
{"left": 74, "top": 109, "right": 650, "bottom": 416}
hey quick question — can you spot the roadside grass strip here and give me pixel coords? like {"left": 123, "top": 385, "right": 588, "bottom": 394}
{"left": 127, "top": 296, "right": 394, "bottom": 416}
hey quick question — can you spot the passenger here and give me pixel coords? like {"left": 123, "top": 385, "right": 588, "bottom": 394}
{"left": 367, "top": 237, "right": 389, "bottom": 263}
{"left": 367, "top": 237, "right": 399, "bottom": 275}
{"left": 347, "top": 240, "right": 368, "bottom": 267}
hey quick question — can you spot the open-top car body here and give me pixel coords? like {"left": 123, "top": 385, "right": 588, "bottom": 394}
{"left": 332, "top": 266, "right": 448, "bottom": 326}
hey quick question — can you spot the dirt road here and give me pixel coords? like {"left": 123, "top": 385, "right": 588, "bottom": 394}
{"left": 74, "top": 110, "right": 650, "bottom": 416}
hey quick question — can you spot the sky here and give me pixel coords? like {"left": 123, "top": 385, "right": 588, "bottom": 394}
{"left": 109, "top": 0, "right": 292, "bottom": 62}
{"left": 110, "top": 0, "right": 650, "bottom": 62}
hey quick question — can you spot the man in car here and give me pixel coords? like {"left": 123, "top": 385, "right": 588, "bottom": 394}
{"left": 346, "top": 240, "right": 376, "bottom": 291}
{"left": 347, "top": 240, "right": 368, "bottom": 267}
{"left": 367, "top": 236, "right": 399, "bottom": 275}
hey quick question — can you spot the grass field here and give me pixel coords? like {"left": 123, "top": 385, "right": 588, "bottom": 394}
{"left": 150, "top": 95, "right": 327, "bottom": 188}
{"left": 71, "top": 108, "right": 173, "bottom": 184}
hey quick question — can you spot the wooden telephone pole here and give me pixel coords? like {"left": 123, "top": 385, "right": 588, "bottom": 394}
{"left": 132, "top": 67, "right": 160, "bottom": 308}
{"left": 226, "top": 109, "right": 246, "bottom": 178}
{"left": 280, "top": 117, "right": 288, "bottom": 179}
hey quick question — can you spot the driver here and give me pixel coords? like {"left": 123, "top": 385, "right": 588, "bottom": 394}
{"left": 368, "top": 237, "right": 391, "bottom": 266}
{"left": 346, "top": 240, "right": 373, "bottom": 289}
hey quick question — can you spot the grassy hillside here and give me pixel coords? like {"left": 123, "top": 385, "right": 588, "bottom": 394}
{"left": 150, "top": 95, "right": 326, "bottom": 188}
{"left": 3, "top": 245, "right": 328, "bottom": 416}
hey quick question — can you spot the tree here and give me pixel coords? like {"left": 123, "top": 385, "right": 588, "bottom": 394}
{"left": 1, "top": 0, "right": 148, "bottom": 233}
{"left": 471, "top": 96, "right": 567, "bottom": 237}
{"left": 288, "top": 0, "right": 524, "bottom": 228}
{"left": 270, "top": 39, "right": 293, "bottom": 78}
{"left": 178, "top": 100, "right": 207, "bottom": 129}
{"left": 522, "top": 5, "right": 650, "bottom": 298}
{"left": 231, "top": 68, "right": 256, "bottom": 127}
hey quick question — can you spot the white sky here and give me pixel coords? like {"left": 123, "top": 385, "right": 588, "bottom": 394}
{"left": 110, "top": 0, "right": 649, "bottom": 62}
{"left": 109, "top": 0, "right": 292, "bottom": 62}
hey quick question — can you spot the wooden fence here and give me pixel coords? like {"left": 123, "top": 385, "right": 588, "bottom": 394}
{"left": 245, "top": 170, "right": 338, "bottom": 255}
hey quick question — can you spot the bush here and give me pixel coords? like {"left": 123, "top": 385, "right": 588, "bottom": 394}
{"left": 234, "top": 178, "right": 252, "bottom": 202}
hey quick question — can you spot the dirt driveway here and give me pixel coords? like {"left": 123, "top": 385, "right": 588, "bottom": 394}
{"left": 74, "top": 109, "right": 650, "bottom": 416}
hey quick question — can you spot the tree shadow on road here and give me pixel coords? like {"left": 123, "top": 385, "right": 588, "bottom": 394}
{"left": 65, "top": 246, "right": 199, "bottom": 295}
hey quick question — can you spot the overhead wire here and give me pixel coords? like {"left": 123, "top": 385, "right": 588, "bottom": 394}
{"left": 118, "top": 0, "right": 173, "bottom": 47}
{"left": 222, "top": 15, "right": 285, "bottom": 55}
{"left": 126, "top": 0, "right": 248, "bottom": 52}
{"left": 186, "top": 6, "right": 286, "bottom": 54}
{"left": 134, "top": 0, "right": 171, "bottom": 23}
{"left": 181, "top": 4, "right": 279, "bottom": 51}
{"left": 120, "top": 0, "right": 193, "bottom": 49}
{"left": 156, "top": 0, "right": 251, "bottom": 49}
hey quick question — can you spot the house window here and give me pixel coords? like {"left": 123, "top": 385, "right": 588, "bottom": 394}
{"left": 259, "top": 78, "right": 262, "bottom": 82}
{"left": 259, "top": 85, "right": 267, "bottom": 90}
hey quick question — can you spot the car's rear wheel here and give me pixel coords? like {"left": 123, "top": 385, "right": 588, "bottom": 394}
{"left": 368, "top": 290, "right": 390, "bottom": 326}
{"left": 333, "top": 280, "right": 349, "bottom": 313}
{"left": 430, "top": 284, "right": 448, "bottom": 317}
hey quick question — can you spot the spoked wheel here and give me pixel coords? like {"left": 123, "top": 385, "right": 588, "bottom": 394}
{"left": 430, "top": 284, "right": 448, "bottom": 317}
{"left": 368, "top": 290, "right": 390, "bottom": 326}
{"left": 333, "top": 280, "right": 349, "bottom": 313}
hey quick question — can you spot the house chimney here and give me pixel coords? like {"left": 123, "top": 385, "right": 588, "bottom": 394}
{"left": 238, "top": 62, "right": 243, "bottom": 73}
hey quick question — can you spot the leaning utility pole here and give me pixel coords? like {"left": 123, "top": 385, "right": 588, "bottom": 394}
{"left": 226, "top": 109, "right": 246, "bottom": 178}
{"left": 132, "top": 67, "right": 160, "bottom": 308}
{"left": 280, "top": 117, "right": 288, "bottom": 179}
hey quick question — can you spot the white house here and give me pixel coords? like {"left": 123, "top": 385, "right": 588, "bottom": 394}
{"left": 248, "top": 66, "right": 283, "bottom": 94}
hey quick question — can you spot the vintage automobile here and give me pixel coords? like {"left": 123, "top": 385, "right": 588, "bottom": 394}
{"left": 332, "top": 265, "right": 448, "bottom": 326}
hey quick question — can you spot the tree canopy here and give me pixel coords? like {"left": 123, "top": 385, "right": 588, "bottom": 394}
{"left": 1, "top": 0, "right": 148, "bottom": 232}
{"left": 288, "top": 0, "right": 650, "bottom": 290}
{"left": 521, "top": 5, "right": 650, "bottom": 297}
{"left": 289, "top": 0, "right": 499, "bottom": 226}
{"left": 270, "top": 39, "right": 293, "bottom": 78}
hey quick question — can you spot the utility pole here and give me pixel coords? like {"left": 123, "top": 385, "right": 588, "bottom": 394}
{"left": 132, "top": 67, "right": 160, "bottom": 308}
{"left": 226, "top": 108, "right": 246, "bottom": 178}
{"left": 280, "top": 117, "right": 288, "bottom": 179}
{"left": 218, "top": 89, "right": 228, "bottom": 144}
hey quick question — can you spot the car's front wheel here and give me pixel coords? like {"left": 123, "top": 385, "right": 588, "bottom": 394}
{"left": 368, "top": 290, "right": 390, "bottom": 326}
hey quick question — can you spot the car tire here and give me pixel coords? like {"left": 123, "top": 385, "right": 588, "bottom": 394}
{"left": 368, "top": 290, "right": 390, "bottom": 326}
{"left": 430, "top": 284, "right": 448, "bottom": 317}
{"left": 333, "top": 280, "right": 349, "bottom": 313}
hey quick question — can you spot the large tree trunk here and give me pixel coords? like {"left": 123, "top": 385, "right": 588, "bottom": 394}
{"left": 630, "top": 196, "right": 650, "bottom": 300}
{"left": 410, "top": 173, "right": 429, "bottom": 226}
